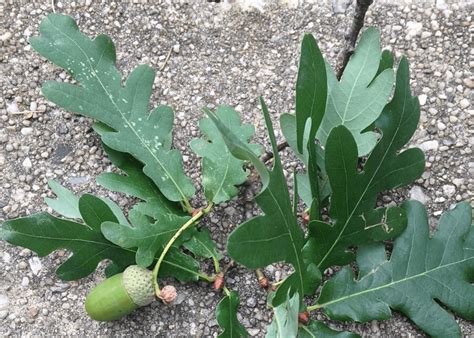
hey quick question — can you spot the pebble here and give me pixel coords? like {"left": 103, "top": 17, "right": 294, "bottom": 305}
{"left": 406, "top": 21, "right": 423, "bottom": 39}
{"left": 173, "top": 44, "right": 180, "bottom": 54}
{"left": 67, "top": 176, "right": 90, "bottom": 185}
{"left": 18, "top": 261, "right": 28, "bottom": 270}
{"left": 246, "top": 297, "right": 257, "bottom": 308}
{"left": 22, "top": 157, "right": 32, "bottom": 169}
{"left": 0, "top": 295, "right": 9, "bottom": 319}
{"left": 21, "top": 276, "right": 30, "bottom": 286}
{"left": 419, "top": 140, "right": 439, "bottom": 152}
{"left": 418, "top": 94, "right": 427, "bottom": 106}
{"left": 410, "top": 186, "right": 429, "bottom": 204}
{"left": 6, "top": 101, "right": 19, "bottom": 114}
{"left": 459, "top": 98, "right": 470, "bottom": 109}
{"left": 437, "top": 121, "right": 446, "bottom": 131}
{"left": 29, "top": 257, "right": 42, "bottom": 275}
{"left": 20, "top": 127, "right": 33, "bottom": 136}
{"left": 442, "top": 184, "right": 456, "bottom": 197}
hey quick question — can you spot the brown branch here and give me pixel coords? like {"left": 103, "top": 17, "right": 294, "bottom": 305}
{"left": 260, "top": 140, "right": 288, "bottom": 163}
{"left": 336, "top": 0, "right": 374, "bottom": 80}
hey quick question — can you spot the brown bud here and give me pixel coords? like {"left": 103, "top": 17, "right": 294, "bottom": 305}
{"left": 298, "top": 311, "right": 310, "bottom": 325}
{"left": 159, "top": 285, "right": 177, "bottom": 304}
{"left": 191, "top": 208, "right": 202, "bottom": 217}
{"left": 258, "top": 277, "right": 269, "bottom": 289}
{"left": 213, "top": 272, "right": 225, "bottom": 290}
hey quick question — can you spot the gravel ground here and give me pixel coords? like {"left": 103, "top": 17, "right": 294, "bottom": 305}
{"left": 0, "top": 0, "right": 472, "bottom": 336}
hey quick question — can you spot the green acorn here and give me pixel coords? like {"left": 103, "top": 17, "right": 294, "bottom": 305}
{"left": 85, "top": 265, "right": 155, "bottom": 321}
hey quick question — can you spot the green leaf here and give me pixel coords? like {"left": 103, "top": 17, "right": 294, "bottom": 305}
{"left": 216, "top": 291, "right": 249, "bottom": 338}
{"left": 97, "top": 143, "right": 181, "bottom": 218}
{"left": 298, "top": 321, "right": 358, "bottom": 338}
{"left": 78, "top": 194, "right": 118, "bottom": 231}
{"left": 206, "top": 98, "right": 319, "bottom": 306}
{"left": 295, "top": 33, "right": 327, "bottom": 153}
{"left": 303, "top": 58, "right": 425, "bottom": 271}
{"left": 101, "top": 210, "right": 191, "bottom": 268}
{"left": 1, "top": 212, "right": 136, "bottom": 280}
{"left": 374, "top": 50, "right": 394, "bottom": 79}
{"left": 1, "top": 210, "right": 201, "bottom": 282}
{"left": 44, "top": 179, "right": 81, "bottom": 219}
{"left": 316, "top": 201, "right": 474, "bottom": 338}
{"left": 159, "top": 247, "right": 201, "bottom": 282}
{"left": 316, "top": 28, "right": 394, "bottom": 156}
{"left": 183, "top": 228, "right": 223, "bottom": 261}
{"left": 30, "top": 13, "right": 194, "bottom": 204}
{"left": 280, "top": 114, "right": 330, "bottom": 207}
{"left": 266, "top": 292, "right": 299, "bottom": 338}
{"left": 190, "top": 105, "right": 261, "bottom": 204}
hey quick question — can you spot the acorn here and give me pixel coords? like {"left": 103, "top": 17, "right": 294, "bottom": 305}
{"left": 85, "top": 265, "right": 155, "bottom": 321}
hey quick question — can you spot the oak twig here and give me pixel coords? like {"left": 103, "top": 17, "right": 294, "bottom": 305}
{"left": 336, "top": 0, "right": 374, "bottom": 80}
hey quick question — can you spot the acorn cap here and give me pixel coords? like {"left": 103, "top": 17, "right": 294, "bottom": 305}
{"left": 123, "top": 265, "right": 155, "bottom": 306}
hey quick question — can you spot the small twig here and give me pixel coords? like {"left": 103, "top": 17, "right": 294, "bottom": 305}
{"left": 258, "top": 1, "right": 373, "bottom": 164}
{"left": 221, "top": 259, "right": 235, "bottom": 275}
{"left": 10, "top": 110, "right": 40, "bottom": 115}
{"left": 260, "top": 140, "right": 289, "bottom": 163}
{"left": 336, "top": 0, "right": 374, "bottom": 80}
{"left": 159, "top": 47, "right": 173, "bottom": 71}
{"left": 255, "top": 268, "right": 269, "bottom": 289}
{"left": 51, "top": 0, "right": 56, "bottom": 13}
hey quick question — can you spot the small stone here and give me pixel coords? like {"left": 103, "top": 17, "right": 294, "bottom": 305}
{"left": 419, "top": 140, "right": 439, "bottom": 152}
{"left": 29, "top": 257, "right": 42, "bottom": 275}
{"left": 437, "top": 121, "right": 446, "bottom": 131}
{"left": 6, "top": 101, "right": 19, "bottom": 114}
{"left": 22, "top": 157, "right": 32, "bottom": 169}
{"left": 246, "top": 297, "right": 257, "bottom": 308}
{"left": 406, "top": 21, "right": 423, "bottom": 39}
{"left": 436, "top": 0, "right": 448, "bottom": 10}
{"left": 1, "top": 31, "right": 12, "bottom": 42}
{"left": 410, "top": 186, "right": 429, "bottom": 204}
{"left": 28, "top": 307, "right": 39, "bottom": 318}
{"left": 173, "top": 44, "right": 180, "bottom": 54}
{"left": 5, "top": 144, "right": 14, "bottom": 152}
{"left": 51, "top": 283, "right": 70, "bottom": 293}
{"left": 3, "top": 252, "right": 11, "bottom": 263}
{"left": 20, "top": 127, "right": 33, "bottom": 136}
{"left": 452, "top": 178, "right": 464, "bottom": 187}
{"left": 18, "top": 261, "right": 28, "bottom": 269}
{"left": 421, "top": 31, "right": 432, "bottom": 39}
{"left": 463, "top": 78, "right": 474, "bottom": 88}
{"left": 21, "top": 276, "right": 30, "bottom": 286}
{"left": 442, "top": 184, "right": 456, "bottom": 197}
{"left": 459, "top": 99, "right": 470, "bottom": 109}
{"left": 67, "top": 176, "right": 90, "bottom": 185}
{"left": 0, "top": 295, "right": 9, "bottom": 311}
{"left": 418, "top": 94, "right": 427, "bottom": 106}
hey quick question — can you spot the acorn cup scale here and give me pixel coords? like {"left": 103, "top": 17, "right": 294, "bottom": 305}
{"left": 85, "top": 265, "right": 155, "bottom": 321}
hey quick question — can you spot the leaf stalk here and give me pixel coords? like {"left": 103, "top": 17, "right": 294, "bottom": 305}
{"left": 153, "top": 203, "right": 213, "bottom": 296}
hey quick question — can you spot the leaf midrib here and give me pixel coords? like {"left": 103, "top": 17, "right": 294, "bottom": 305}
{"left": 49, "top": 18, "right": 188, "bottom": 202}
{"left": 316, "top": 82, "right": 409, "bottom": 269}
{"left": 317, "top": 256, "right": 474, "bottom": 309}
{"left": 5, "top": 229, "right": 199, "bottom": 277}
{"left": 267, "top": 187, "right": 305, "bottom": 300}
